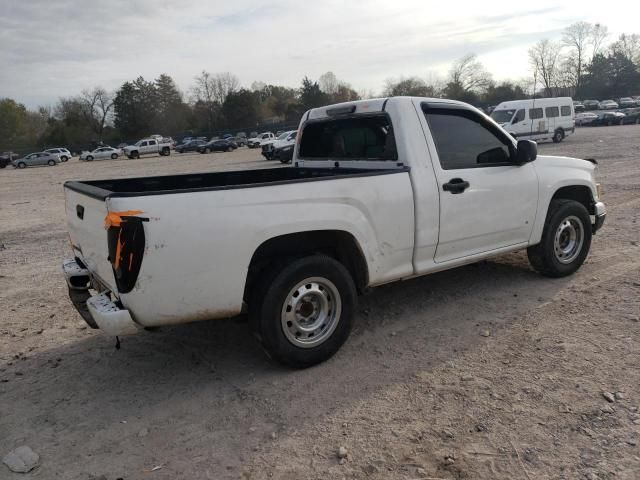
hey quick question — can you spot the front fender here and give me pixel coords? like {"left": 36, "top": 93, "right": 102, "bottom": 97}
{"left": 529, "top": 157, "right": 597, "bottom": 244}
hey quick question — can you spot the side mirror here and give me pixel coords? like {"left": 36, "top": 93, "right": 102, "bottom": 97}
{"left": 515, "top": 140, "right": 537, "bottom": 164}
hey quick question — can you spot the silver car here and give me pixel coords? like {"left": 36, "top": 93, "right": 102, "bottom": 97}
{"left": 13, "top": 152, "right": 61, "bottom": 168}
{"left": 44, "top": 147, "right": 72, "bottom": 161}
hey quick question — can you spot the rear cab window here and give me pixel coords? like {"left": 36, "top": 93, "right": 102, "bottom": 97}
{"left": 299, "top": 114, "right": 397, "bottom": 162}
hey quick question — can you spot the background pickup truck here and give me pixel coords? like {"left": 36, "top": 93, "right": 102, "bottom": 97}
{"left": 62, "top": 97, "right": 606, "bottom": 368}
{"left": 122, "top": 137, "right": 172, "bottom": 159}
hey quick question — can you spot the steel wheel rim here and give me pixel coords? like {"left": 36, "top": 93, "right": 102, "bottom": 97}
{"left": 554, "top": 215, "right": 584, "bottom": 264}
{"left": 281, "top": 277, "right": 342, "bottom": 348}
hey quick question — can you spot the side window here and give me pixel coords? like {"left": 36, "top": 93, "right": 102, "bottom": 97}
{"left": 424, "top": 108, "right": 514, "bottom": 170}
{"left": 513, "top": 109, "right": 525, "bottom": 123}
{"left": 561, "top": 106, "right": 572, "bottom": 116}
{"left": 149, "top": 140, "right": 156, "bottom": 145}
{"left": 545, "top": 107, "right": 559, "bottom": 118}
{"left": 530, "top": 108, "right": 543, "bottom": 120}
{"left": 140, "top": 141, "right": 147, "bottom": 147}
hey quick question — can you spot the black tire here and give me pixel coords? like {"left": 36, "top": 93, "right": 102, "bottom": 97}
{"left": 86, "top": 156, "right": 94, "bottom": 161}
{"left": 552, "top": 129, "right": 564, "bottom": 143}
{"left": 527, "top": 199, "right": 592, "bottom": 278}
{"left": 48, "top": 159, "right": 56, "bottom": 166}
{"left": 132, "top": 151, "right": 140, "bottom": 159}
{"left": 249, "top": 255, "right": 356, "bottom": 368}
{"left": 17, "top": 162, "right": 26, "bottom": 169}
{"left": 280, "top": 158, "right": 291, "bottom": 164}
{"left": 161, "top": 147, "right": 170, "bottom": 156}
{"left": 61, "top": 156, "right": 68, "bottom": 162}
{"left": 111, "top": 153, "right": 118, "bottom": 159}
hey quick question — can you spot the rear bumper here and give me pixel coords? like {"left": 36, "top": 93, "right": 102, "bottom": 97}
{"left": 593, "top": 201, "right": 606, "bottom": 233}
{"left": 62, "top": 257, "right": 140, "bottom": 335}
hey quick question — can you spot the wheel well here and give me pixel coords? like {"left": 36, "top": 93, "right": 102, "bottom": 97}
{"left": 244, "top": 230, "right": 369, "bottom": 300}
{"left": 552, "top": 186, "right": 594, "bottom": 214}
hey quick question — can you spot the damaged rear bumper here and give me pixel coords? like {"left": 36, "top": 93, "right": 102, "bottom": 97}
{"left": 62, "top": 257, "right": 140, "bottom": 336}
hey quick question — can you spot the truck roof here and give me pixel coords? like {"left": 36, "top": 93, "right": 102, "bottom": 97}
{"left": 305, "top": 96, "right": 473, "bottom": 121}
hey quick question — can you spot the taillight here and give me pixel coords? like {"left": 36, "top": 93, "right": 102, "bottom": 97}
{"left": 105, "top": 211, "right": 147, "bottom": 293}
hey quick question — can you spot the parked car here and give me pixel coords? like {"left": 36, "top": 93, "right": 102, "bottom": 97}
{"left": 262, "top": 130, "right": 297, "bottom": 160}
{"left": 229, "top": 136, "right": 247, "bottom": 147}
{"left": 123, "top": 137, "right": 172, "bottom": 159}
{"left": 62, "top": 96, "right": 605, "bottom": 367}
{"left": 599, "top": 100, "right": 619, "bottom": 110}
{"left": 619, "top": 107, "right": 640, "bottom": 125}
{"left": 248, "top": 132, "right": 275, "bottom": 148}
{"left": 80, "top": 147, "right": 121, "bottom": 161}
{"left": 583, "top": 100, "right": 600, "bottom": 110}
{"left": 575, "top": 112, "right": 599, "bottom": 126}
{"left": 13, "top": 152, "right": 60, "bottom": 168}
{"left": 0, "top": 151, "right": 18, "bottom": 168}
{"left": 490, "top": 97, "right": 575, "bottom": 143}
{"left": 44, "top": 147, "right": 72, "bottom": 162}
{"left": 197, "top": 139, "right": 235, "bottom": 153}
{"left": 573, "top": 101, "right": 585, "bottom": 113}
{"left": 175, "top": 139, "right": 206, "bottom": 153}
{"left": 618, "top": 97, "right": 636, "bottom": 108}
{"left": 590, "top": 111, "right": 626, "bottom": 126}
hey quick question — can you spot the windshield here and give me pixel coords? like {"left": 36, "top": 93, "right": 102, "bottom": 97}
{"left": 277, "top": 132, "right": 289, "bottom": 140}
{"left": 134, "top": 140, "right": 143, "bottom": 146}
{"left": 490, "top": 109, "right": 516, "bottom": 123}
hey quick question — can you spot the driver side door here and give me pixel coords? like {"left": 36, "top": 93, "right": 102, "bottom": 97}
{"left": 420, "top": 104, "right": 539, "bottom": 263}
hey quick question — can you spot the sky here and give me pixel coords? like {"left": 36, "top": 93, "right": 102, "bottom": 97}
{"left": 1, "top": 0, "right": 639, "bottom": 108}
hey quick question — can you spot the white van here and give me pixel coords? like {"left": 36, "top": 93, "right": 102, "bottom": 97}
{"left": 490, "top": 97, "right": 575, "bottom": 143}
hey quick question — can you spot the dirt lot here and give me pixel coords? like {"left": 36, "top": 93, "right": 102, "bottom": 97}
{"left": 1, "top": 127, "right": 639, "bottom": 480}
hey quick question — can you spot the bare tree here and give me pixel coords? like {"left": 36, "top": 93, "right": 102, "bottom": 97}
{"left": 562, "top": 21, "right": 592, "bottom": 94}
{"left": 528, "top": 39, "right": 562, "bottom": 96}
{"left": 447, "top": 54, "right": 492, "bottom": 93}
{"left": 318, "top": 71, "right": 340, "bottom": 95}
{"left": 610, "top": 33, "right": 640, "bottom": 64}
{"left": 80, "top": 87, "right": 113, "bottom": 141}
{"left": 590, "top": 23, "right": 609, "bottom": 60}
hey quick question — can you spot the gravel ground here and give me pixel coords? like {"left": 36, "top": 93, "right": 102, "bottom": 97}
{"left": 1, "top": 127, "right": 639, "bottom": 480}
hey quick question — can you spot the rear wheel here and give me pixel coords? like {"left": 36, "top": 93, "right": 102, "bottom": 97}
{"left": 111, "top": 153, "right": 118, "bottom": 159}
{"left": 527, "top": 199, "right": 592, "bottom": 278}
{"left": 552, "top": 129, "right": 564, "bottom": 143}
{"left": 249, "top": 255, "right": 356, "bottom": 368}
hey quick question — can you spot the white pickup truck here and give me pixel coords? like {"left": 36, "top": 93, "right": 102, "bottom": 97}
{"left": 62, "top": 97, "right": 606, "bottom": 368}
{"left": 122, "top": 137, "right": 172, "bottom": 159}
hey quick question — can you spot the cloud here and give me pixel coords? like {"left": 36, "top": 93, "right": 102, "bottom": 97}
{"left": 0, "top": 0, "right": 637, "bottom": 107}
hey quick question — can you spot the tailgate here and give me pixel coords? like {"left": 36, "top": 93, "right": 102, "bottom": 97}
{"left": 64, "top": 187, "right": 116, "bottom": 291}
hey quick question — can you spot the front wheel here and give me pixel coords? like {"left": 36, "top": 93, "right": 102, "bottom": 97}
{"left": 48, "top": 159, "right": 56, "bottom": 166}
{"left": 17, "top": 162, "right": 26, "bottom": 169}
{"left": 86, "top": 156, "right": 94, "bottom": 161}
{"left": 249, "top": 255, "right": 356, "bottom": 368}
{"left": 527, "top": 199, "right": 592, "bottom": 278}
{"left": 61, "top": 156, "right": 68, "bottom": 162}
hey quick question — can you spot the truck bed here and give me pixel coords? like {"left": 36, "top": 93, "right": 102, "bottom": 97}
{"left": 64, "top": 166, "right": 407, "bottom": 200}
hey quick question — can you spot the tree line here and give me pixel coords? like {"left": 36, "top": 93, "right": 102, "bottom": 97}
{"left": 1, "top": 22, "right": 638, "bottom": 153}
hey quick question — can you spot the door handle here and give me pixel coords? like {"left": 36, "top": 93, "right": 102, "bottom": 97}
{"left": 442, "top": 178, "right": 470, "bottom": 194}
